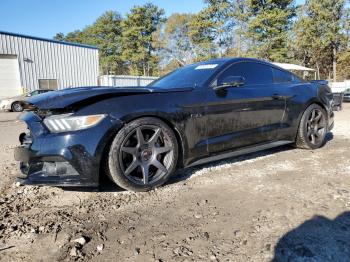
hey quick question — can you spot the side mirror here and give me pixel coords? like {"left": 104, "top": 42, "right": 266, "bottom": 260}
{"left": 214, "top": 76, "right": 245, "bottom": 92}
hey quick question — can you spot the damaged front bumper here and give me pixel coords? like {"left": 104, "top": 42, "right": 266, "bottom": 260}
{"left": 14, "top": 111, "right": 123, "bottom": 187}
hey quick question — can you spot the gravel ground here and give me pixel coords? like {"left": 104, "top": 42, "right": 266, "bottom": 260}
{"left": 0, "top": 105, "right": 349, "bottom": 262}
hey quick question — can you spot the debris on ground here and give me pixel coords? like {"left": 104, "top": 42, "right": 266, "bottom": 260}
{"left": 0, "top": 106, "right": 350, "bottom": 261}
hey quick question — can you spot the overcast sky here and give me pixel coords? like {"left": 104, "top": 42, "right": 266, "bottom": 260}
{"left": 0, "top": 0, "right": 305, "bottom": 39}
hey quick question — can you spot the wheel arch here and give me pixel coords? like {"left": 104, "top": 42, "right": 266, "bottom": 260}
{"left": 124, "top": 114, "right": 187, "bottom": 168}
{"left": 294, "top": 100, "right": 328, "bottom": 141}
{"left": 11, "top": 101, "right": 21, "bottom": 111}
{"left": 98, "top": 114, "right": 187, "bottom": 182}
{"left": 303, "top": 99, "right": 329, "bottom": 121}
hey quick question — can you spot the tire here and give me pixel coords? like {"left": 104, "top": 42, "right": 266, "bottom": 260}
{"left": 295, "top": 104, "right": 328, "bottom": 149}
{"left": 107, "top": 117, "right": 178, "bottom": 192}
{"left": 11, "top": 102, "right": 23, "bottom": 112}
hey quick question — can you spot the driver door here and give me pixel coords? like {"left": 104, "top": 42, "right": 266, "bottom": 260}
{"left": 205, "top": 61, "right": 286, "bottom": 154}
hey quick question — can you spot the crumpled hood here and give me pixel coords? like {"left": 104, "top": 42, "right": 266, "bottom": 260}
{"left": 22, "top": 86, "right": 192, "bottom": 110}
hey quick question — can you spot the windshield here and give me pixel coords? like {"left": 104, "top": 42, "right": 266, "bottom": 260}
{"left": 148, "top": 62, "right": 224, "bottom": 89}
{"left": 30, "top": 91, "right": 38, "bottom": 96}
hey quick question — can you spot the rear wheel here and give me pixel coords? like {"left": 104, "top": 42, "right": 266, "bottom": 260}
{"left": 107, "top": 117, "right": 178, "bottom": 192}
{"left": 295, "top": 104, "right": 327, "bottom": 149}
{"left": 11, "top": 102, "right": 23, "bottom": 112}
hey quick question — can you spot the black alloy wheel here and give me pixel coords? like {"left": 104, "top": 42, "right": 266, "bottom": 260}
{"left": 295, "top": 104, "right": 328, "bottom": 149}
{"left": 306, "top": 108, "right": 327, "bottom": 146}
{"left": 108, "top": 117, "right": 178, "bottom": 192}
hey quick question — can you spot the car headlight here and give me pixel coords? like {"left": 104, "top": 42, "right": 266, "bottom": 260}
{"left": 43, "top": 114, "right": 107, "bottom": 133}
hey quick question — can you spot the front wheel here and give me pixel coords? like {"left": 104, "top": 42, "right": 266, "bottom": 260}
{"left": 11, "top": 102, "right": 23, "bottom": 112}
{"left": 107, "top": 117, "right": 178, "bottom": 192}
{"left": 295, "top": 104, "right": 328, "bottom": 149}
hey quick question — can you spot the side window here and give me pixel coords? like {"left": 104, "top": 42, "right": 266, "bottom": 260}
{"left": 216, "top": 62, "right": 273, "bottom": 86}
{"left": 272, "top": 68, "right": 294, "bottom": 83}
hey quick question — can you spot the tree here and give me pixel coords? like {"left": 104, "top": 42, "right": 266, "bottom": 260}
{"left": 245, "top": 0, "right": 296, "bottom": 62}
{"left": 121, "top": 3, "right": 165, "bottom": 76}
{"left": 54, "top": 30, "right": 87, "bottom": 43}
{"left": 187, "top": 0, "right": 295, "bottom": 61}
{"left": 52, "top": 0, "right": 350, "bottom": 79}
{"left": 188, "top": 0, "right": 234, "bottom": 60}
{"left": 338, "top": 50, "right": 350, "bottom": 80}
{"left": 54, "top": 11, "right": 125, "bottom": 75}
{"left": 84, "top": 11, "right": 125, "bottom": 75}
{"left": 154, "top": 13, "right": 196, "bottom": 73}
{"left": 293, "top": 0, "right": 348, "bottom": 80}
{"left": 54, "top": 33, "right": 65, "bottom": 41}
{"left": 224, "top": 0, "right": 251, "bottom": 57}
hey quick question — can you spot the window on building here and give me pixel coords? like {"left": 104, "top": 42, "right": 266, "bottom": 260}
{"left": 38, "top": 79, "right": 58, "bottom": 90}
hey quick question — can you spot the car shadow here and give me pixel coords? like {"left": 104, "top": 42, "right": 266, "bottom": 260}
{"left": 166, "top": 144, "right": 295, "bottom": 186}
{"left": 94, "top": 144, "right": 296, "bottom": 193}
{"left": 169, "top": 132, "right": 334, "bottom": 185}
{"left": 273, "top": 211, "right": 350, "bottom": 261}
{"left": 72, "top": 132, "right": 334, "bottom": 193}
{"left": 98, "top": 174, "right": 126, "bottom": 192}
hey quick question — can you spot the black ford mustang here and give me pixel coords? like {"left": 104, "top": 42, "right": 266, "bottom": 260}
{"left": 14, "top": 58, "right": 334, "bottom": 191}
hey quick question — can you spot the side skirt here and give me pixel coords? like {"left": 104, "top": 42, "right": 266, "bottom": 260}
{"left": 188, "top": 140, "right": 293, "bottom": 168}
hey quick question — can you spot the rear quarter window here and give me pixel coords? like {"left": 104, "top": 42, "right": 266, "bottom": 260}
{"left": 273, "top": 68, "right": 300, "bottom": 83}
{"left": 217, "top": 62, "right": 273, "bottom": 86}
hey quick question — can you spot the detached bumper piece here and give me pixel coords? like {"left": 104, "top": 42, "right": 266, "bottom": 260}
{"left": 14, "top": 143, "right": 98, "bottom": 188}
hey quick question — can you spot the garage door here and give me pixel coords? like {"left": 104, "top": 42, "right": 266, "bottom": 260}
{"left": 0, "top": 55, "right": 21, "bottom": 99}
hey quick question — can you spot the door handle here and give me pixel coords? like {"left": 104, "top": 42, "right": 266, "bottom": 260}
{"left": 272, "top": 94, "right": 284, "bottom": 100}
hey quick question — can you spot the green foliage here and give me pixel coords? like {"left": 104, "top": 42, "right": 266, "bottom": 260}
{"left": 293, "top": 0, "right": 348, "bottom": 80}
{"left": 54, "top": 11, "right": 125, "bottom": 75}
{"left": 54, "top": 1, "right": 350, "bottom": 79}
{"left": 228, "top": 0, "right": 251, "bottom": 57}
{"left": 121, "top": 3, "right": 165, "bottom": 76}
{"left": 245, "top": 0, "right": 296, "bottom": 61}
{"left": 338, "top": 50, "right": 350, "bottom": 80}
{"left": 188, "top": 0, "right": 234, "bottom": 60}
{"left": 154, "top": 13, "right": 196, "bottom": 73}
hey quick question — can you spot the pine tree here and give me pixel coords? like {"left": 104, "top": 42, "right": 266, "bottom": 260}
{"left": 54, "top": 11, "right": 125, "bottom": 75}
{"left": 188, "top": 0, "right": 234, "bottom": 60}
{"left": 293, "top": 0, "right": 348, "bottom": 80}
{"left": 245, "top": 0, "right": 296, "bottom": 62}
{"left": 121, "top": 3, "right": 165, "bottom": 76}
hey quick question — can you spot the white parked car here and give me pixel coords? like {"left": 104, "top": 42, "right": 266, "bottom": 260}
{"left": 0, "top": 89, "right": 54, "bottom": 112}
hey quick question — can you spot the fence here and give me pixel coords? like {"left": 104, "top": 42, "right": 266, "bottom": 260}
{"left": 98, "top": 75, "right": 159, "bottom": 87}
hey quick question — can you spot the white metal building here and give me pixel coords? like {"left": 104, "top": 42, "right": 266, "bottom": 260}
{"left": 98, "top": 75, "right": 158, "bottom": 87}
{"left": 0, "top": 31, "right": 99, "bottom": 98}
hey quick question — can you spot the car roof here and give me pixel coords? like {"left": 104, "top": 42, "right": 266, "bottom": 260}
{"left": 203, "top": 57, "right": 275, "bottom": 65}
{"left": 198, "top": 58, "right": 284, "bottom": 71}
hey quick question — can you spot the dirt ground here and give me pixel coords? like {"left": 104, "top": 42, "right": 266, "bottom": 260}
{"left": 0, "top": 104, "right": 350, "bottom": 262}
